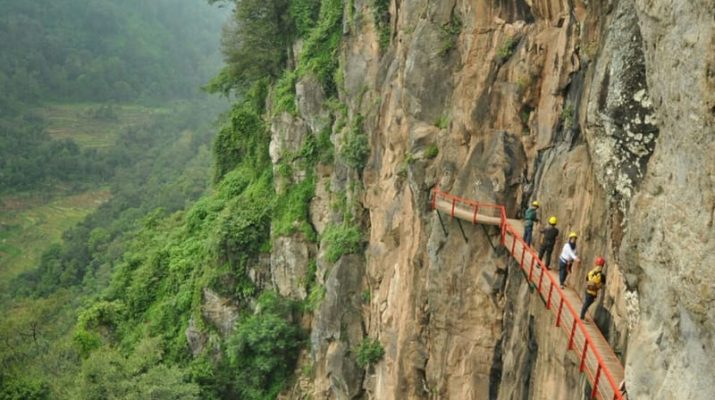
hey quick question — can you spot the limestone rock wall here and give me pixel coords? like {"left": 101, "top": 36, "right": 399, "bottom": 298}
{"left": 622, "top": 1, "right": 715, "bottom": 399}
{"left": 268, "top": 0, "right": 715, "bottom": 398}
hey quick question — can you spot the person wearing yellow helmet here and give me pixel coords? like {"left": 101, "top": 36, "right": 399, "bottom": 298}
{"left": 537, "top": 216, "right": 559, "bottom": 269}
{"left": 558, "top": 232, "right": 580, "bottom": 288}
{"left": 523, "top": 200, "right": 540, "bottom": 246}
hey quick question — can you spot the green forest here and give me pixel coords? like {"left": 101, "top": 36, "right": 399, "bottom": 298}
{"left": 0, "top": 0, "right": 225, "bottom": 194}
{"left": 1, "top": 0, "right": 363, "bottom": 398}
{"left": 0, "top": 0, "right": 222, "bottom": 104}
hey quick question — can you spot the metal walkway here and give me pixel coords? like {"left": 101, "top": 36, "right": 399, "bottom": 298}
{"left": 431, "top": 188, "right": 625, "bottom": 400}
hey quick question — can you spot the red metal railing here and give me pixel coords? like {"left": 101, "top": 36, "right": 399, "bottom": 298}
{"left": 430, "top": 188, "right": 507, "bottom": 243}
{"left": 430, "top": 188, "right": 624, "bottom": 400}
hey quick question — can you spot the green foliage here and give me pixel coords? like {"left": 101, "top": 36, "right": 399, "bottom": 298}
{"left": 361, "top": 289, "right": 371, "bottom": 304}
{"left": 561, "top": 103, "right": 575, "bottom": 130}
{"left": 304, "top": 285, "right": 326, "bottom": 312}
{"left": 497, "top": 36, "right": 519, "bottom": 62}
{"left": 227, "top": 292, "right": 303, "bottom": 400}
{"left": 373, "top": 0, "right": 391, "bottom": 50}
{"left": 2, "top": 1, "right": 351, "bottom": 398}
{"left": 434, "top": 114, "right": 450, "bottom": 129}
{"left": 424, "top": 144, "right": 439, "bottom": 159}
{"left": 322, "top": 223, "right": 363, "bottom": 263}
{"left": 397, "top": 152, "right": 415, "bottom": 178}
{"left": 0, "top": 376, "right": 50, "bottom": 400}
{"left": 316, "top": 125, "right": 336, "bottom": 164}
{"left": 297, "top": 0, "right": 344, "bottom": 95}
{"left": 229, "top": 0, "right": 341, "bottom": 122}
{"left": 355, "top": 337, "right": 384, "bottom": 368}
{"left": 0, "top": 0, "right": 224, "bottom": 102}
{"left": 13, "top": 102, "right": 217, "bottom": 296}
{"left": 213, "top": 106, "right": 265, "bottom": 182}
{"left": 273, "top": 70, "right": 298, "bottom": 115}
{"left": 208, "top": 0, "right": 293, "bottom": 94}
{"left": 0, "top": 121, "right": 110, "bottom": 193}
{"left": 76, "top": 300, "right": 126, "bottom": 340}
{"left": 290, "top": 0, "right": 322, "bottom": 37}
{"left": 272, "top": 176, "right": 317, "bottom": 240}
{"left": 214, "top": 186, "right": 272, "bottom": 260}
{"left": 340, "top": 116, "right": 370, "bottom": 170}
{"left": 72, "top": 329, "right": 103, "bottom": 358}
{"left": 73, "top": 348, "right": 200, "bottom": 400}
{"left": 439, "top": 13, "right": 463, "bottom": 55}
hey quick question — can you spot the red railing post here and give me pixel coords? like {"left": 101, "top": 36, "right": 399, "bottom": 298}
{"left": 510, "top": 234, "right": 517, "bottom": 256}
{"left": 591, "top": 365, "right": 602, "bottom": 399}
{"left": 546, "top": 283, "right": 554, "bottom": 309}
{"left": 556, "top": 298, "right": 564, "bottom": 327}
{"left": 472, "top": 205, "right": 479, "bottom": 224}
{"left": 568, "top": 319, "right": 578, "bottom": 350}
{"left": 579, "top": 341, "right": 589, "bottom": 372}
{"left": 451, "top": 198, "right": 456, "bottom": 218}
{"left": 528, "top": 256, "right": 536, "bottom": 282}
{"left": 537, "top": 266, "right": 545, "bottom": 292}
{"left": 499, "top": 209, "right": 507, "bottom": 245}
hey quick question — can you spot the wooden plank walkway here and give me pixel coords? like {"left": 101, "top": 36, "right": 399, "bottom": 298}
{"left": 433, "top": 192, "right": 625, "bottom": 400}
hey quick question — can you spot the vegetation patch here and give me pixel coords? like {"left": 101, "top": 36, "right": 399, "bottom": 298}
{"left": 340, "top": 115, "right": 370, "bottom": 171}
{"left": 439, "top": 13, "right": 463, "bottom": 55}
{"left": 561, "top": 102, "right": 575, "bottom": 130}
{"left": 373, "top": 0, "right": 391, "bottom": 51}
{"left": 273, "top": 70, "right": 298, "bottom": 115}
{"left": 297, "top": 0, "right": 344, "bottom": 95}
{"left": 424, "top": 144, "right": 439, "bottom": 159}
{"left": 305, "top": 284, "right": 326, "bottom": 312}
{"left": 361, "top": 289, "right": 371, "bottom": 304}
{"left": 272, "top": 175, "right": 317, "bottom": 241}
{"left": 227, "top": 292, "right": 303, "bottom": 399}
{"left": 355, "top": 337, "right": 385, "bottom": 368}
{"left": 322, "top": 223, "right": 363, "bottom": 263}
{"left": 434, "top": 114, "right": 450, "bottom": 129}
{"left": 290, "top": 0, "right": 322, "bottom": 38}
{"left": 497, "top": 36, "right": 519, "bottom": 63}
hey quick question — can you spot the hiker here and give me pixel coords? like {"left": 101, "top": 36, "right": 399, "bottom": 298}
{"left": 523, "top": 201, "right": 540, "bottom": 246}
{"left": 558, "top": 232, "right": 580, "bottom": 288}
{"left": 538, "top": 216, "right": 559, "bottom": 269}
{"left": 580, "top": 257, "right": 606, "bottom": 320}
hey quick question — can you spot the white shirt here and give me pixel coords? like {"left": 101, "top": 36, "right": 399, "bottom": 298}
{"left": 559, "top": 242, "right": 579, "bottom": 262}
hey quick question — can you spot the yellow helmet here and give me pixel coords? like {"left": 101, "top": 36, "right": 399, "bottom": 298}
{"left": 548, "top": 216, "right": 557, "bottom": 225}
{"left": 532, "top": 201, "right": 540, "bottom": 207}
{"left": 568, "top": 232, "right": 578, "bottom": 239}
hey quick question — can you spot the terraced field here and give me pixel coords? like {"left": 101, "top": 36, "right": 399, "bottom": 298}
{"left": 0, "top": 189, "right": 111, "bottom": 288}
{"left": 39, "top": 103, "right": 168, "bottom": 148}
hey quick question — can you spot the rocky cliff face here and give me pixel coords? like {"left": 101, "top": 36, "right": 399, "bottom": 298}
{"left": 269, "top": 0, "right": 714, "bottom": 398}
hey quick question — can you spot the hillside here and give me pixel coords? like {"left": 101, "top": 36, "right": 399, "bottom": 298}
{"left": 3, "top": 0, "right": 714, "bottom": 399}
{"left": 0, "top": 1, "right": 226, "bottom": 398}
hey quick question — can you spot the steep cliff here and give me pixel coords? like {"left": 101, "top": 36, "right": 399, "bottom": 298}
{"left": 266, "top": 0, "right": 714, "bottom": 399}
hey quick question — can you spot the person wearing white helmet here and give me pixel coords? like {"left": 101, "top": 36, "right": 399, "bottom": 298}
{"left": 558, "top": 232, "right": 580, "bottom": 288}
